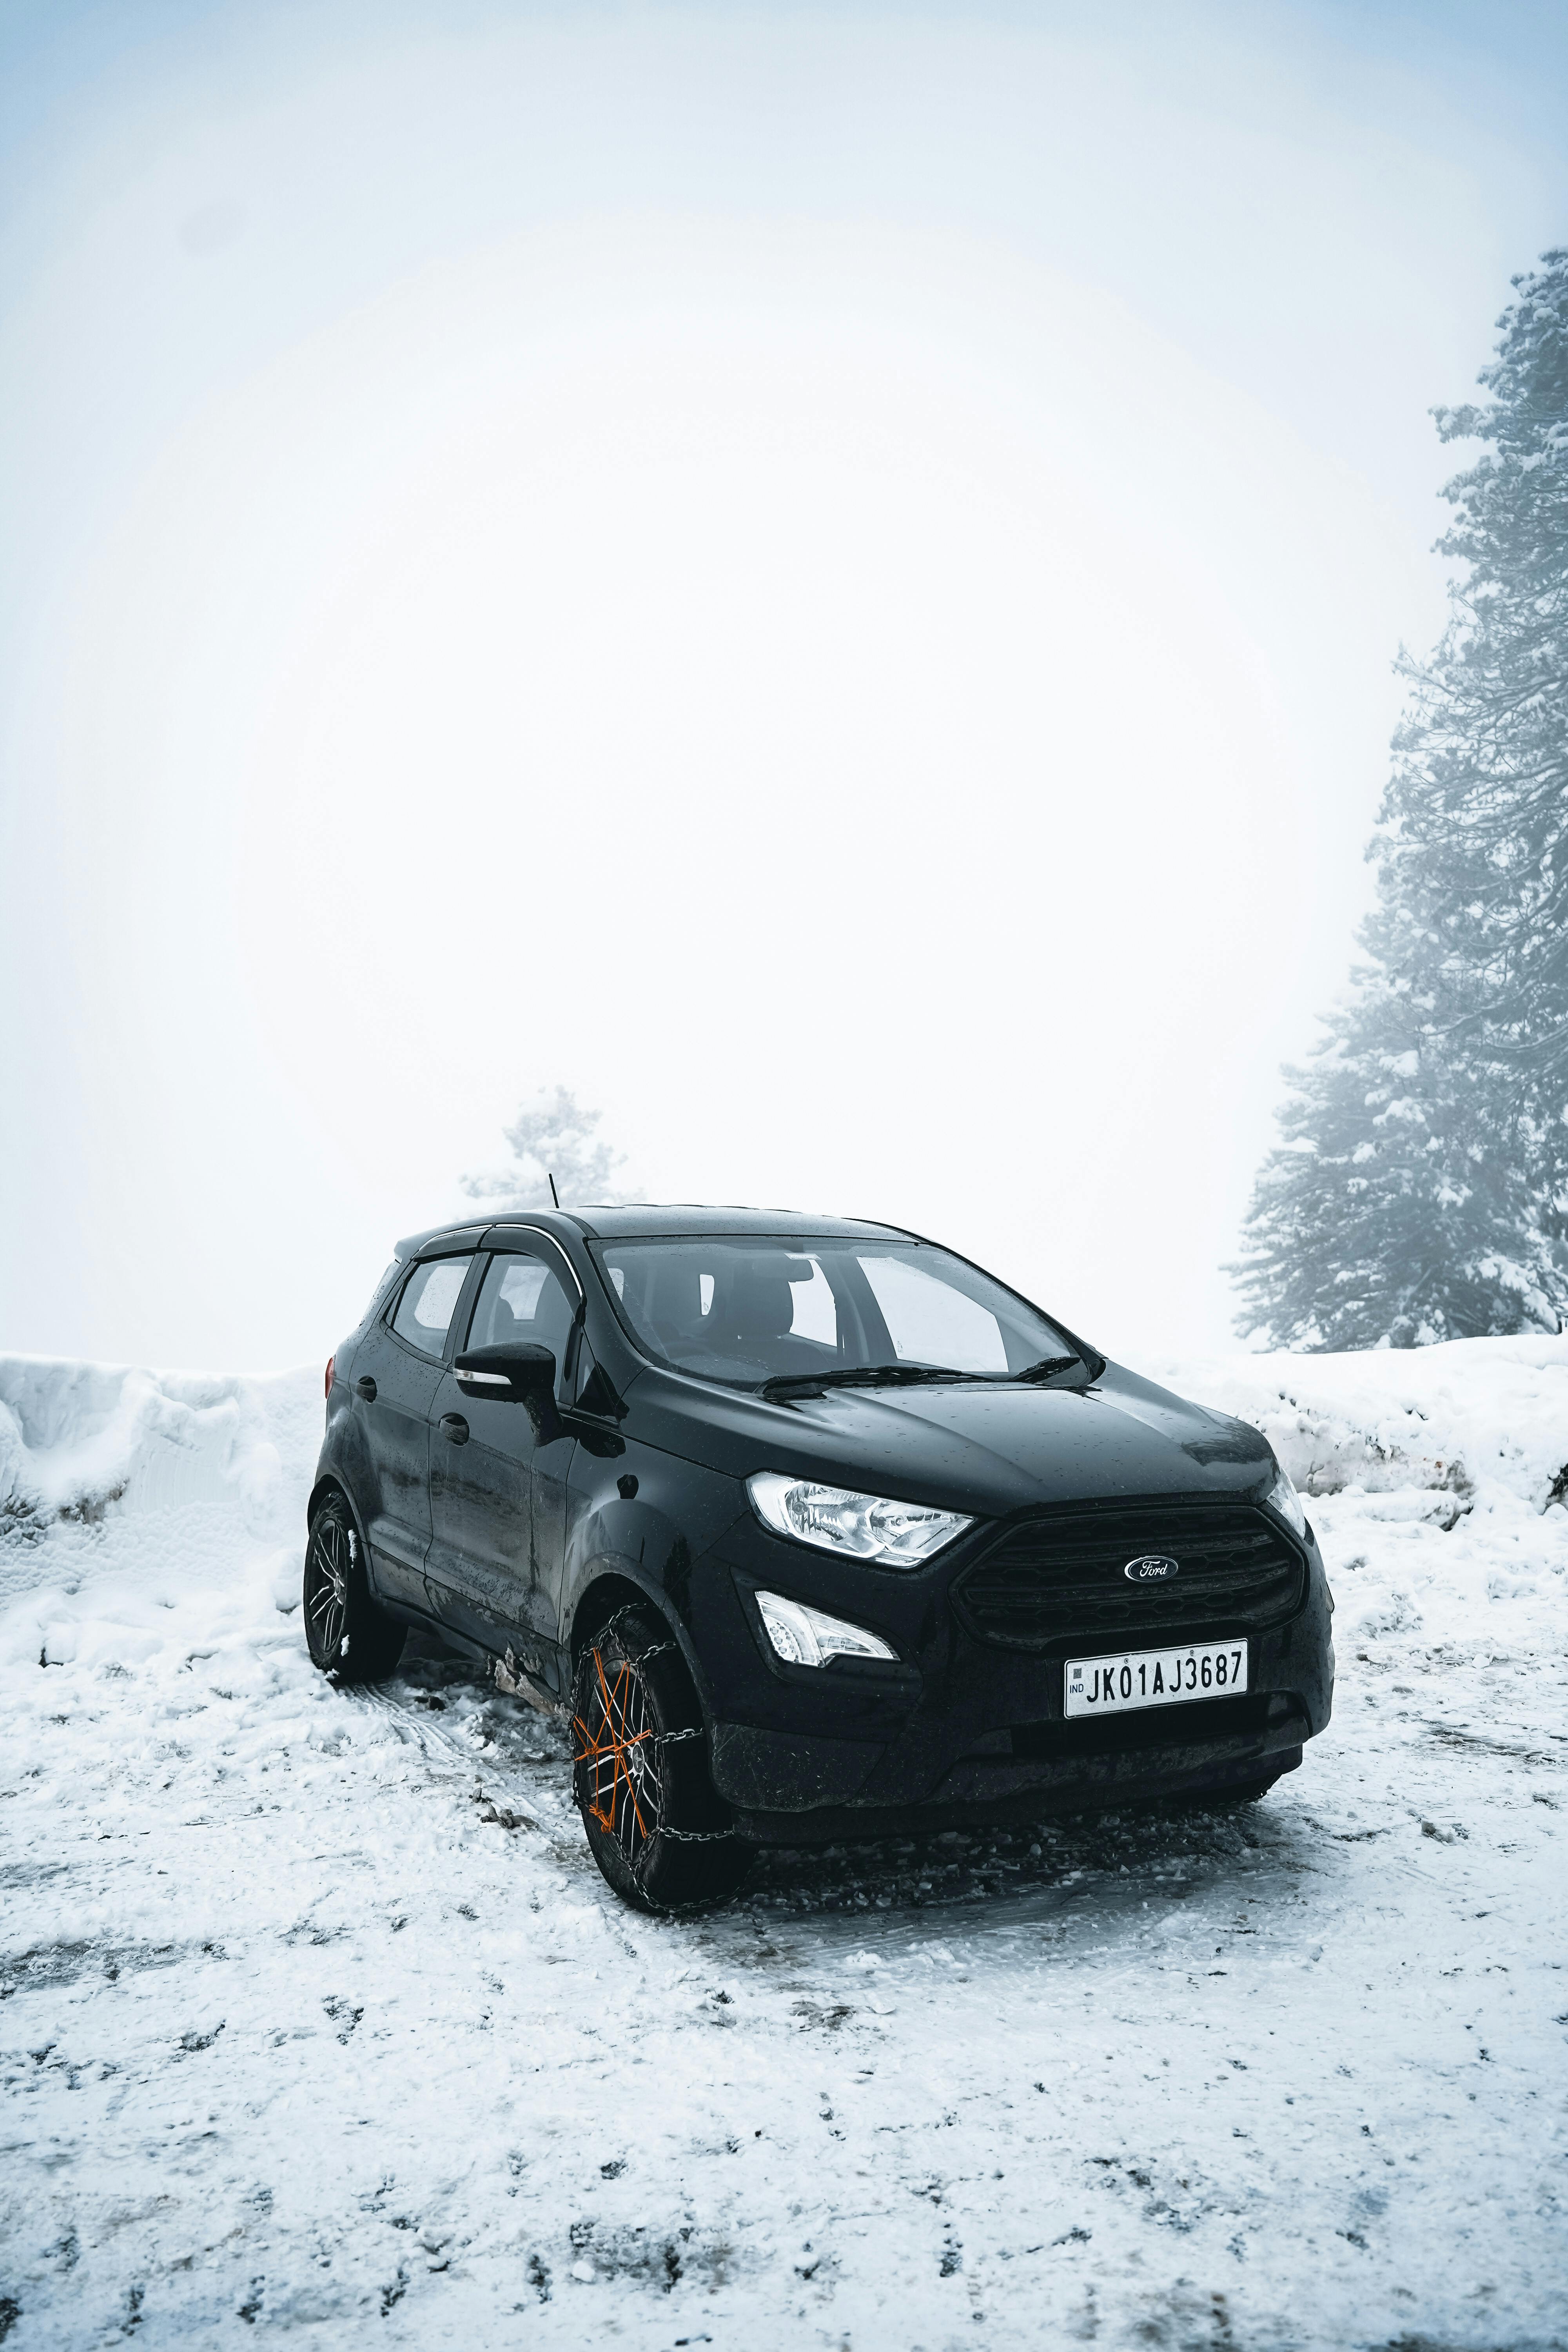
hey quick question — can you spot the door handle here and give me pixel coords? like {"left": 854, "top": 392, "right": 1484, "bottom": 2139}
{"left": 356, "top": 1375, "right": 377, "bottom": 1402}
{"left": 440, "top": 1413, "right": 470, "bottom": 1446}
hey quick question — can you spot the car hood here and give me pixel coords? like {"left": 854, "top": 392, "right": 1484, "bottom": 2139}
{"left": 624, "top": 1360, "right": 1275, "bottom": 1519}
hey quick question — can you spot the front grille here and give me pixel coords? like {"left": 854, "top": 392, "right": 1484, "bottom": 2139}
{"left": 952, "top": 1501, "right": 1305, "bottom": 1652}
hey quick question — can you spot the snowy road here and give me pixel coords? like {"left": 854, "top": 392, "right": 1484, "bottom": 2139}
{"left": 2, "top": 1346, "right": 1565, "bottom": 2348}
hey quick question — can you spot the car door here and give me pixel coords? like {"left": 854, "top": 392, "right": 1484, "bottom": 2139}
{"left": 348, "top": 1248, "right": 479, "bottom": 1613}
{"left": 425, "top": 1243, "right": 580, "bottom": 1671}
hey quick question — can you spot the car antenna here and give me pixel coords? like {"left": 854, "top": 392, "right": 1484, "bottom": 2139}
{"left": 548, "top": 1171, "right": 561, "bottom": 1208}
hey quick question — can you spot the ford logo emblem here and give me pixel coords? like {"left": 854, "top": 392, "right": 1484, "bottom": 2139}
{"left": 1124, "top": 1554, "right": 1179, "bottom": 1582}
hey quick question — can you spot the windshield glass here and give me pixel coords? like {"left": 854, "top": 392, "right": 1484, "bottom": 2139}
{"left": 592, "top": 1236, "right": 1080, "bottom": 1390}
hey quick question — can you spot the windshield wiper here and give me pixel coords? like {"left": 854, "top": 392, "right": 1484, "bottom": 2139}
{"left": 1015, "top": 1354, "right": 1083, "bottom": 1384}
{"left": 760, "top": 1364, "right": 983, "bottom": 1399}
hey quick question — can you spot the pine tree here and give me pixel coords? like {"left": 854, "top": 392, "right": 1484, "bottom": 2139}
{"left": 1413, "top": 250, "right": 1568, "bottom": 1091}
{"left": 1232, "top": 251, "right": 1568, "bottom": 1350}
{"left": 461, "top": 1086, "right": 635, "bottom": 1213}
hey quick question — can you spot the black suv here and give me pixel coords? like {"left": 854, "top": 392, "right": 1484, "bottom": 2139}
{"left": 305, "top": 1207, "right": 1333, "bottom": 1910}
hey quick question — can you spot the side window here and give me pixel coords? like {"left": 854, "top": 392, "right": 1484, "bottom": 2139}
{"left": 466, "top": 1251, "right": 577, "bottom": 1371}
{"left": 390, "top": 1256, "right": 476, "bottom": 1358}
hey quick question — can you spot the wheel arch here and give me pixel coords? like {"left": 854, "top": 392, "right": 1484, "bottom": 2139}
{"left": 569, "top": 1570, "right": 666, "bottom": 1664}
{"left": 305, "top": 1473, "right": 372, "bottom": 1569}
{"left": 566, "top": 1567, "right": 719, "bottom": 1722}
{"left": 307, "top": 1470, "right": 353, "bottom": 1531}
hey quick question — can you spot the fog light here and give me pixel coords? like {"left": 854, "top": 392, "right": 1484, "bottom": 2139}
{"left": 755, "top": 1590, "right": 897, "bottom": 1669}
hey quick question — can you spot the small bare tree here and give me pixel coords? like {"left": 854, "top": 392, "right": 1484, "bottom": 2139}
{"left": 461, "top": 1086, "right": 636, "bottom": 1212}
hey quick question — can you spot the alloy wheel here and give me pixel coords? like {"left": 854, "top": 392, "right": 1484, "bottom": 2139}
{"left": 305, "top": 1510, "right": 350, "bottom": 1666}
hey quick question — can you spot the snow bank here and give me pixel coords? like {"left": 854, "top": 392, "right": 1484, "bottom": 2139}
{"left": 0, "top": 1353, "right": 321, "bottom": 1660}
{"left": 1144, "top": 1333, "right": 1568, "bottom": 1666}
{"left": 5, "top": 1334, "right": 1566, "bottom": 1655}
{"left": 4, "top": 1330, "right": 1565, "bottom": 1706}
{"left": 1148, "top": 1331, "right": 1568, "bottom": 1511}
{"left": 3, "top": 1329, "right": 1565, "bottom": 1708}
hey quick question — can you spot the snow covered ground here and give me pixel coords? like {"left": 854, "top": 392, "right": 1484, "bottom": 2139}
{"left": 2, "top": 1338, "right": 1566, "bottom": 2350}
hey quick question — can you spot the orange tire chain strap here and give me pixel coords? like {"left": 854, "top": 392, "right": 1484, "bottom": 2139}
{"left": 569, "top": 1608, "right": 732, "bottom": 1861}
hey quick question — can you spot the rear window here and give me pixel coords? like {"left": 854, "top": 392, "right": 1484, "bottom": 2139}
{"left": 390, "top": 1256, "right": 475, "bottom": 1357}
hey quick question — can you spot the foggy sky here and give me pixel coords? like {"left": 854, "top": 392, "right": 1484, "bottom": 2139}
{"left": 2, "top": 0, "right": 1566, "bottom": 1370}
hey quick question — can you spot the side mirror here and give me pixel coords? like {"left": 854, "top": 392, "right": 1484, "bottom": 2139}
{"left": 454, "top": 1343, "right": 564, "bottom": 1442}
{"left": 454, "top": 1342, "right": 556, "bottom": 1402}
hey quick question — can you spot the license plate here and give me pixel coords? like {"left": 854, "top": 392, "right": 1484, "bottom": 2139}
{"left": 1064, "top": 1639, "right": 1248, "bottom": 1718}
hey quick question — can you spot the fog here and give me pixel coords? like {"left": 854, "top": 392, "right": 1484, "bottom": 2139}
{"left": 2, "top": 0, "right": 1565, "bottom": 1369}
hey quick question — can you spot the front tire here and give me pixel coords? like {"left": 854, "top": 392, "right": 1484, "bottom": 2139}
{"left": 303, "top": 1492, "right": 406, "bottom": 1683}
{"left": 570, "top": 1607, "right": 751, "bottom": 1913}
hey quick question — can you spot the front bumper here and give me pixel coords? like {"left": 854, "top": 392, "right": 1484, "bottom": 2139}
{"left": 685, "top": 1512, "right": 1334, "bottom": 1844}
{"left": 716, "top": 1695, "right": 1308, "bottom": 1845}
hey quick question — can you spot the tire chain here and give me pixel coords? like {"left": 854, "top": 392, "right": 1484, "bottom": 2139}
{"left": 581, "top": 1608, "right": 737, "bottom": 1851}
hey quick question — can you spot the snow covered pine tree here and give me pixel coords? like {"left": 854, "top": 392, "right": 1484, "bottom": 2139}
{"left": 461, "top": 1086, "right": 635, "bottom": 1214}
{"left": 1232, "top": 250, "right": 1568, "bottom": 1350}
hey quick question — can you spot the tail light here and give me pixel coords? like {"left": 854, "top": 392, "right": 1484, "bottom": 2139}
{"left": 324, "top": 1355, "right": 335, "bottom": 1400}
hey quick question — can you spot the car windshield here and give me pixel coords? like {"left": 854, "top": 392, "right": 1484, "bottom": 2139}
{"left": 591, "top": 1235, "right": 1082, "bottom": 1391}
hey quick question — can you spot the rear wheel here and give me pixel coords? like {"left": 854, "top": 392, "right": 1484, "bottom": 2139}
{"left": 570, "top": 1607, "right": 751, "bottom": 1913}
{"left": 303, "top": 1492, "right": 406, "bottom": 1683}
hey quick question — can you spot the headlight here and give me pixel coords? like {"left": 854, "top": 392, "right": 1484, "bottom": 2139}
{"left": 1263, "top": 1464, "right": 1308, "bottom": 1539}
{"left": 746, "top": 1472, "right": 972, "bottom": 1568}
{"left": 754, "top": 1590, "right": 897, "bottom": 1668}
